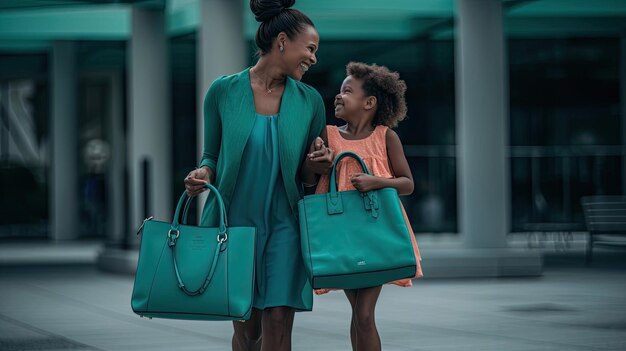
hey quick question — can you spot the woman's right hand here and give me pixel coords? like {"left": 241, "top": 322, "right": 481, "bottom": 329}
{"left": 184, "top": 166, "right": 212, "bottom": 197}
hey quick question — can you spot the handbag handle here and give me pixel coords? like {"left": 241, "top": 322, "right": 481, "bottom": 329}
{"left": 328, "top": 151, "right": 372, "bottom": 195}
{"left": 326, "top": 151, "right": 380, "bottom": 218}
{"left": 179, "top": 192, "right": 225, "bottom": 227}
{"left": 173, "top": 184, "right": 227, "bottom": 234}
{"left": 181, "top": 197, "right": 192, "bottom": 224}
{"left": 169, "top": 183, "right": 228, "bottom": 296}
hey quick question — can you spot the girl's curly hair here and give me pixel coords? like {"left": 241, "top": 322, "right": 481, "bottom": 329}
{"left": 346, "top": 62, "right": 408, "bottom": 128}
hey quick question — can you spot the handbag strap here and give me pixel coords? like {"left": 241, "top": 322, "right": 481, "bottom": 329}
{"left": 171, "top": 236, "right": 224, "bottom": 296}
{"left": 181, "top": 196, "right": 192, "bottom": 224}
{"left": 326, "top": 151, "right": 380, "bottom": 218}
{"left": 173, "top": 184, "right": 227, "bottom": 233}
{"left": 328, "top": 151, "right": 372, "bottom": 195}
{"left": 168, "top": 183, "right": 228, "bottom": 296}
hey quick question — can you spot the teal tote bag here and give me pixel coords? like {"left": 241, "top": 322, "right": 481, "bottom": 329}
{"left": 298, "top": 151, "right": 417, "bottom": 289}
{"left": 131, "top": 184, "right": 256, "bottom": 320}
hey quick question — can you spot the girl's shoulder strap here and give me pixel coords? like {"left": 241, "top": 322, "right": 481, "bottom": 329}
{"left": 373, "top": 125, "right": 390, "bottom": 141}
{"left": 370, "top": 125, "right": 391, "bottom": 159}
{"left": 325, "top": 125, "right": 341, "bottom": 145}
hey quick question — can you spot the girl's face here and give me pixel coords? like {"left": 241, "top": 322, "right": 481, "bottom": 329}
{"left": 281, "top": 25, "right": 319, "bottom": 81}
{"left": 334, "top": 75, "right": 368, "bottom": 120}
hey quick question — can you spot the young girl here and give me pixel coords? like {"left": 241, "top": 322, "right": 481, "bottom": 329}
{"left": 304, "top": 62, "right": 423, "bottom": 351}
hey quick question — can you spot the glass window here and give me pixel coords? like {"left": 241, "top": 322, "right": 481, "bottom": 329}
{"left": 0, "top": 54, "right": 49, "bottom": 239}
{"left": 509, "top": 38, "right": 622, "bottom": 231}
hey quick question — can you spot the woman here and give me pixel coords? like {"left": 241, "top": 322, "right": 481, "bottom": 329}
{"left": 184, "top": 1, "right": 332, "bottom": 350}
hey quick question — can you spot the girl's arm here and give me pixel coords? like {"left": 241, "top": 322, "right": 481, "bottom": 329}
{"left": 384, "top": 128, "right": 414, "bottom": 195}
{"left": 350, "top": 129, "right": 414, "bottom": 195}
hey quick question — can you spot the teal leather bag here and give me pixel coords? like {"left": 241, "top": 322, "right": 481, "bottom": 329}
{"left": 298, "top": 151, "right": 417, "bottom": 289}
{"left": 131, "top": 184, "right": 256, "bottom": 320}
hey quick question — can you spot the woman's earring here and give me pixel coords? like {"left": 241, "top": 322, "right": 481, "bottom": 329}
{"left": 279, "top": 45, "right": 284, "bottom": 53}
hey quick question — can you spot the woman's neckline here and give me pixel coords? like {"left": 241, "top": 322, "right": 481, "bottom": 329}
{"left": 247, "top": 67, "right": 287, "bottom": 117}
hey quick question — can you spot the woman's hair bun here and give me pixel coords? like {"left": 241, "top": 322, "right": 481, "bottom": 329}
{"left": 250, "top": 0, "right": 296, "bottom": 22}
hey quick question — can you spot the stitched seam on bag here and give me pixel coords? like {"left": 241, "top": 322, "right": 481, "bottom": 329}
{"left": 226, "top": 238, "right": 230, "bottom": 317}
{"left": 316, "top": 265, "right": 416, "bottom": 278}
{"left": 146, "top": 236, "right": 169, "bottom": 311}
{"left": 142, "top": 311, "right": 243, "bottom": 318}
{"left": 303, "top": 200, "right": 314, "bottom": 281}
{"left": 395, "top": 196, "right": 419, "bottom": 276}
{"left": 248, "top": 228, "right": 257, "bottom": 318}
{"left": 131, "top": 234, "right": 148, "bottom": 313}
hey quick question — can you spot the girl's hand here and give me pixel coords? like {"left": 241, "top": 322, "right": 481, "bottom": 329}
{"left": 350, "top": 173, "right": 379, "bottom": 192}
{"left": 306, "top": 137, "right": 334, "bottom": 175}
{"left": 184, "top": 167, "right": 212, "bottom": 197}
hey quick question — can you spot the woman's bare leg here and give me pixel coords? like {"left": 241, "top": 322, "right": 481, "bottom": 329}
{"left": 260, "top": 306, "right": 295, "bottom": 351}
{"left": 232, "top": 308, "right": 262, "bottom": 351}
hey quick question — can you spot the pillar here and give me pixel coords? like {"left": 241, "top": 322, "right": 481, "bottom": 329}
{"left": 128, "top": 6, "right": 171, "bottom": 232}
{"left": 196, "top": 0, "right": 246, "bottom": 216}
{"left": 50, "top": 41, "right": 78, "bottom": 241}
{"left": 456, "top": 0, "right": 509, "bottom": 249}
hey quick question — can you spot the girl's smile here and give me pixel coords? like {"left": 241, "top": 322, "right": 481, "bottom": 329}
{"left": 334, "top": 75, "right": 365, "bottom": 119}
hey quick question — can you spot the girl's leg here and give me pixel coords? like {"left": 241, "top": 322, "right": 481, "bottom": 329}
{"left": 353, "top": 286, "right": 383, "bottom": 351}
{"left": 260, "top": 306, "right": 296, "bottom": 351}
{"left": 232, "top": 308, "right": 262, "bottom": 351}
{"left": 344, "top": 289, "right": 358, "bottom": 351}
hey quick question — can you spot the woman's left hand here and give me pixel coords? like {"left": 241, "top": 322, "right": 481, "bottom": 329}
{"left": 350, "top": 173, "right": 379, "bottom": 192}
{"left": 306, "top": 138, "right": 334, "bottom": 175}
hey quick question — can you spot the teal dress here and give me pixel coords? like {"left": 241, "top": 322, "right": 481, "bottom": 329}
{"left": 228, "top": 113, "right": 313, "bottom": 311}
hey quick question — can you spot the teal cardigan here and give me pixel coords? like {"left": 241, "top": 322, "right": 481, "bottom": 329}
{"left": 199, "top": 68, "right": 326, "bottom": 226}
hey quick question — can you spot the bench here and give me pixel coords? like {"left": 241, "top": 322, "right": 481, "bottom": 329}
{"left": 580, "top": 196, "right": 626, "bottom": 264}
{"left": 522, "top": 222, "right": 586, "bottom": 251}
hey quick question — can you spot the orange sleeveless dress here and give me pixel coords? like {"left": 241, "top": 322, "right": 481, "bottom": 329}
{"left": 314, "top": 125, "right": 423, "bottom": 295}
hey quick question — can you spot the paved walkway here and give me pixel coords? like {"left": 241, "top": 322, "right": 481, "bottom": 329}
{"left": 1, "top": 251, "right": 625, "bottom": 350}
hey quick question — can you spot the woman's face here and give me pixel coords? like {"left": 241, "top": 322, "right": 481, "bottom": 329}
{"left": 281, "top": 25, "right": 319, "bottom": 81}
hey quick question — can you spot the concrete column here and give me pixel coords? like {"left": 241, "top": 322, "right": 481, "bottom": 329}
{"left": 456, "top": 0, "right": 509, "bottom": 249}
{"left": 50, "top": 41, "right": 78, "bottom": 241}
{"left": 99, "top": 5, "right": 178, "bottom": 274}
{"left": 106, "top": 73, "right": 125, "bottom": 246}
{"left": 128, "top": 7, "right": 171, "bottom": 231}
{"left": 98, "top": 71, "right": 133, "bottom": 272}
{"left": 416, "top": 0, "right": 543, "bottom": 278}
{"left": 196, "top": 0, "right": 246, "bottom": 215}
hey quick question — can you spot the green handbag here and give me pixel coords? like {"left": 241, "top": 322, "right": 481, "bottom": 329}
{"left": 298, "top": 151, "right": 417, "bottom": 289}
{"left": 131, "top": 184, "right": 256, "bottom": 320}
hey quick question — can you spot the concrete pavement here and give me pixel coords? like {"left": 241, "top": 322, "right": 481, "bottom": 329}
{"left": 1, "top": 249, "right": 626, "bottom": 350}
